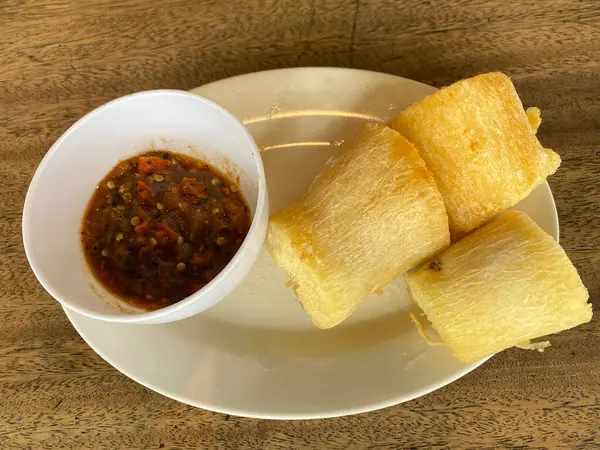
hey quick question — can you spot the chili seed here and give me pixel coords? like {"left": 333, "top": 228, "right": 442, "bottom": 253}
{"left": 177, "top": 236, "right": 184, "bottom": 245}
{"left": 154, "top": 174, "right": 164, "bottom": 182}
{"left": 171, "top": 158, "right": 178, "bottom": 165}
{"left": 116, "top": 204, "right": 125, "bottom": 210}
{"left": 119, "top": 184, "right": 130, "bottom": 193}
{"left": 216, "top": 236, "right": 227, "bottom": 246}
{"left": 130, "top": 216, "right": 141, "bottom": 226}
{"left": 211, "top": 178, "right": 220, "bottom": 186}
{"left": 177, "top": 262, "right": 186, "bottom": 271}
{"left": 101, "top": 249, "right": 109, "bottom": 257}
{"left": 106, "top": 181, "right": 116, "bottom": 189}
{"left": 150, "top": 237, "right": 157, "bottom": 246}
{"left": 115, "top": 232, "right": 123, "bottom": 241}
{"left": 146, "top": 294, "right": 153, "bottom": 301}
{"left": 156, "top": 202, "right": 164, "bottom": 211}
{"left": 212, "top": 208, "right": 220, "bottom": 214}
{"left": 122, "top": 192, "right": 132, "bottom": 203}
{"left": 230, "top": 185, "right": 238, "bottom": 193}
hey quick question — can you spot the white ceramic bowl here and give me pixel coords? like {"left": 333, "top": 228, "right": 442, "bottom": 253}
{"left": 23, "top": 90, "right": 268, "bottom": 324}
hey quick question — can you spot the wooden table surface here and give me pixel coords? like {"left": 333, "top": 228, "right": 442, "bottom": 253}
{"left": 2, "top": 0, "right": 599, "bottom": 448}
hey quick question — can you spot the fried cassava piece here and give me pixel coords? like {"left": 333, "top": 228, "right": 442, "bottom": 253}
{"left": 406, "top": 211, "right": 592, "bottom": 363}
{"left": 390, "top": 72, "right": 561, "bottom": 239}
{"left": 267, "top": 123, "right": 450, "bottom": 329}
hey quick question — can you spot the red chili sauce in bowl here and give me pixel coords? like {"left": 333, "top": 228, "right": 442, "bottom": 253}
{"left": 81, "top": 151, "right": 251, "bottom": 310}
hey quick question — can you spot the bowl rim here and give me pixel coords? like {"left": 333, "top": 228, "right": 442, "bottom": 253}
{"left": 22, "top": 89, "right": 268, "bottom": 323}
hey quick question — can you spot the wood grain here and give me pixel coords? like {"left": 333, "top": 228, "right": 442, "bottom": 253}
{"left": 1, "top": 0, "right": 600, "bottom": 448}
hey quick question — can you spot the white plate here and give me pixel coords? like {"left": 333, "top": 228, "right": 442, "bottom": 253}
{"left": 64, "top": 68, "right": 559, "bottom": 419}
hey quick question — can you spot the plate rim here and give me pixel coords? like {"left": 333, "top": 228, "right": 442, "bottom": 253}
{"left": 192, "top": 66, "right": 436, "bottom": 93}
{"left": 64, "top": 304, "right": 493, "bottom": 420}
{"left": 62, "top": 67, "right": 558, "bottom": 420}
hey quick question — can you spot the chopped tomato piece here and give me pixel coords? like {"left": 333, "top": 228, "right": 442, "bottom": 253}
{"left": 163, "top": 192, "right": 180, "bottom": 211}
{"left": 177, "top": 201, "right": 190, "bottom": 213}
{"left": 154, "top": 230, "right": 170, "bottom": 246}
{"left": 138, "top": 156, "right": 170, "bottom": 174}
{"left": 133, "top": 220, "right": 179, "bottom": 246}
{"left": 137, "top": 180, "right": 155, "bottom": 204}
{"left": 113, "top": 245, "right": 131, "bottom": 265}
{"left": 154, "top": 222, "right": 179, "bottom": 241}
{"left": 189, "top": 250, "right": 214, "bottom": 267}
{"left": 181, "top": 177, "right": 208, "bottom": 198}
{"left": 134, "top": 220, "right": 152, "bottom": 234}
{"left": 150, "top": 248, "right": 166, "bottom": 259}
